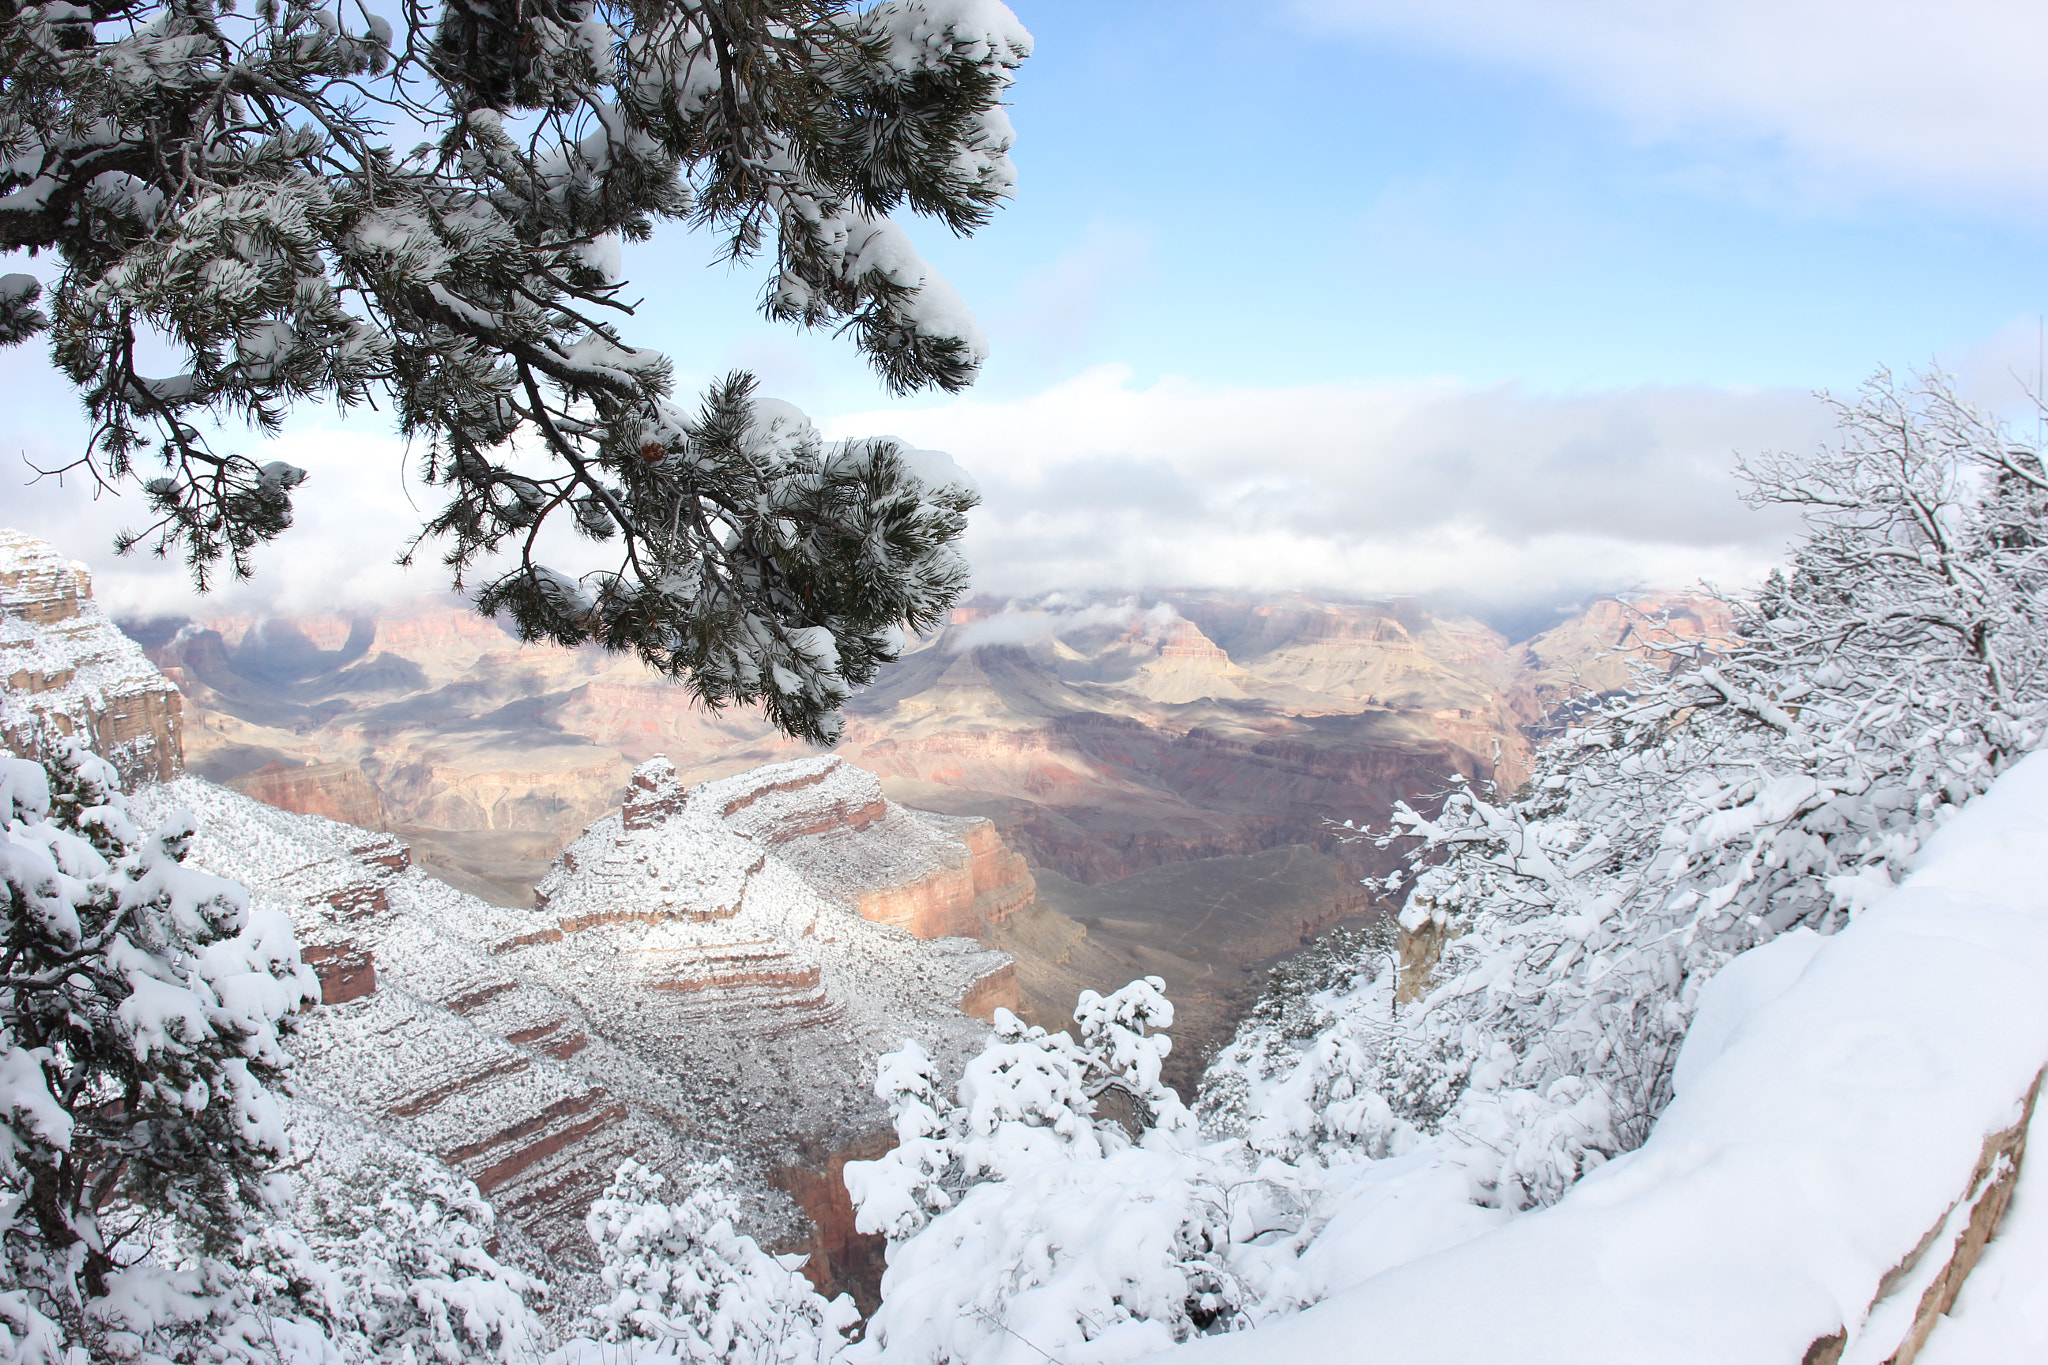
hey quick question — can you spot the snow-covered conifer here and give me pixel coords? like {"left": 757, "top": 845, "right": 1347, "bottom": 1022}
{"left": 0, "top": 740, "right": 318, "bottom": 1355}
{"left": 576, "top": 1158, "right": 855, "bottom": 1364}
{"left": 0, "top": 0, "right": 1030, "bottom": 741}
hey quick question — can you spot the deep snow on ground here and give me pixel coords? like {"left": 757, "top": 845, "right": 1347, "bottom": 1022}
{"left": 1153, "top": 752, "right": 2048, "bottom": 1365}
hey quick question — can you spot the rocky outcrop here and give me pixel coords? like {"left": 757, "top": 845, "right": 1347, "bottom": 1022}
{"left": 712, "top": 756, "right": 1036, "bottom": 940}
{"left": 1, "top": 529, "right": 182, "bottom": 784}
{"left": 957, "top": 959, "right": 1020, "bottom": 1021}
{"left": 774, "top": 1130, "right": 895, "bottom": 1314}
{"left": 1512, "top": 589, "right": 1737, "bottom": 720}
{"left": 127, "top": 779, "right": 678, "bottom": 1261}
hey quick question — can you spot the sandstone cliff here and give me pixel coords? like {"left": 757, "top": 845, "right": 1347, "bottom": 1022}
{"left": 1, "top": 528, "right": 182, "bottom": 784}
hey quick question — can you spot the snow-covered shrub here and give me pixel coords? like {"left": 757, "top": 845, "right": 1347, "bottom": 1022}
{"left": 234, "top": 1103, "right": 544, "bottom": 1364}
{"left": 1226, "top": 369, "right": 2048, "bottom": 1215}
{"left": 847, "top": 981, "right": 1267, "bottom": 1364}
{"left": 574, "top": 1158, "right": 855, "bottom": 1364}
{"left": 0, "top": 740, "right": 319, "bottom": 1355}
{"left": 847, "top": 978, "right": 1194, "bottom": 1241}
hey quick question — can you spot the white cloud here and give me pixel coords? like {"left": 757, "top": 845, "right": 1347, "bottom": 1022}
{"left": 1298, "top": 0, "right": 2048, "bottom": 208}
{"left": 826, "top": 365, "right": 1826, "bottom": 608}
{"left": 6, "top": 360, "right": 1834, "bottom": 625}
{"left": 946, "top": 600, "right": 1179, "bottom": 652}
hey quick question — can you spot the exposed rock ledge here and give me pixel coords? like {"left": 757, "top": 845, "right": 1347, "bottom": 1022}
{"left": 1, "top": 528, "right": 182, "bottom": 784}
{"left": 714, "top": 754, "right": 1036, "bottom": 943}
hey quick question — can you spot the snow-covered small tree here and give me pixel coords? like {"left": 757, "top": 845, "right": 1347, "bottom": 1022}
{"left": 0, "top": 0, "right": 1031, "bottom": 742}
{"left": 234, "top": 1103, "right": 544, "bottom": 1364}
{"left": 847, "top": 981, "right": 1256, "bottom": 1365}
{"left": 846, "top": 978, "right": 1194, "bottom": 1241}
{"left": 1282, "top": 368, "right": 2048, "bottom": 1212}
{"left": 577, "top": 1158, "right": 856, "bottom": 1364}
{"left": 0, "top": 741, "right": 318, "bottom": 1354}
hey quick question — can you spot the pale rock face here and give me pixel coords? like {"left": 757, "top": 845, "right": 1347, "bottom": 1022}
{"left": 0, "top": 527, "right": 182, "bottom": 783}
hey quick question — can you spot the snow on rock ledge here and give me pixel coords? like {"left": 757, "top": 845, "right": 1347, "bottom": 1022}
{"left": 0, "top": 527, "right": 182, "bottom": 783}
{"left": 1162, "top": 752, "right": 2048, "bottom": 1365}
{"left": 705, "top": 755, "right": 1036, "bottom": 941}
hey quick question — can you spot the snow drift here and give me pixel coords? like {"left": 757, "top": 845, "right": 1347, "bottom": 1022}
{"left": 1159, "top": 750, "right": 2048, "bottom": 1365}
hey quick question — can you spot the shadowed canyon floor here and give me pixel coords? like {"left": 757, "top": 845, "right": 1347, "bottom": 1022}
{"left": 120, "top": 587, "right": 1731, "bottom": 1089}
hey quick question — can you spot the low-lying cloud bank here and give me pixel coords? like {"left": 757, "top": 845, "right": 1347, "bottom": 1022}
{"left": 829, "top": 364, "right": 1825, "bottom": 620}
{"left": 8, "top": 363, "right": 1829, "bottom": 625}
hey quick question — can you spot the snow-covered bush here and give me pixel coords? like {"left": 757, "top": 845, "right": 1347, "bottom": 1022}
{"left": 1215, "top": 369, "right": 2048, "bottom": 1216}
{"left": 846, "top": 981, "right": 1269, "bottom": 1364}
{"left": 570, "top": 1158, "right": 855, "bottom": 1364}
{"left": 847, "top": 978, "right": 1194, "bottom": 1242}
{"left": 234, "top": 1103, "right": 544, "bottom": 1364}
{"left": 0, "top": 740, "right": 319, "bottom": 1356}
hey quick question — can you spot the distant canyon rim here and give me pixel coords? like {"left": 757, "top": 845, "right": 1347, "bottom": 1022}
{"left": 117, "top": 583, "right": 1730, "bottom": 1090}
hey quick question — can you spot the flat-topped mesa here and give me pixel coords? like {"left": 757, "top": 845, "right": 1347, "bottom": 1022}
{"left": 707, "top": 755, "right": 1036, "bottom": 941}
{"left": 0, "top": 528, "right": 182, "bottom": 784}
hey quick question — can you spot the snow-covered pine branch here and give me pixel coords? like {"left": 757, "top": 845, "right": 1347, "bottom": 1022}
{"left": 0, "top": 0, "right": 1029, "bottom": 742}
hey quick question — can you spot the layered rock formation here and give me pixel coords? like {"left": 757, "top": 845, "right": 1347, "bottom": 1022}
{"left": 0, "top": 529, "right": 182, "bottom": 784}
{"left": 0, "top": 563, "right": 1024, "bottom": 1300}
{"left": 228, "top": 758, "right": 388, "bottom": 829}
{"left": 117, "top": 582, "right": 1730, "bottom": 1112}
{"left": 124, "top": 754, "right": 1016, "bottom": 1296}
{"left": 714, "top": 755, "right": 1035, "bottom": 941}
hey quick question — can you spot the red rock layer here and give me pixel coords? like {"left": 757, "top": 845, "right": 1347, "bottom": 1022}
{"left": 957, "top": 960, "right": 1019, "bottom": 1021}
{"left": 228, "top": 759, "right": 387, "bottom": 829}
{"left": 774, "top": 1130, "right": 896, "bottom": 1315}
{"left": 855, "top": 822, "right": 1035, "bottom": 939}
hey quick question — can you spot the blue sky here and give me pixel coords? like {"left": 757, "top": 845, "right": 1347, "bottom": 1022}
{"left": 10, "top": 0, "right": 2048, "bottom": 625}
{"left": 634, "top": 0, "right": 2048, "bottom": 405}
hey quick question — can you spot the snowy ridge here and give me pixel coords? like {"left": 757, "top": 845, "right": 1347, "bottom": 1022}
{"left": 1162, "top": 752, "right": 2048, "bottom": 1365}
{"left": 129, "top": 776, "right": 693, "bottom": 1263}
{"left": 700, "top": 754, "right": 1032, "bottom": 939}
{"left": 706, "top": 754, "right": 969, "bottom": 906}
{"left": 524, "top": 754, "right": 1010, "bottom": 1060}
{"left": 129, "top": 756, "right": 1011, "bottom": 1272}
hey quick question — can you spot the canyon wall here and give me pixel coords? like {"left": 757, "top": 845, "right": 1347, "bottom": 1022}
{"left": 128, "top": 752, "right": 1018, "bottom": 1298}
{"left": 1, "top": 529, "right": 182, "bottom": 784}
{"left": 110, "top": 577, "right": 1725, "bottom": 1112}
